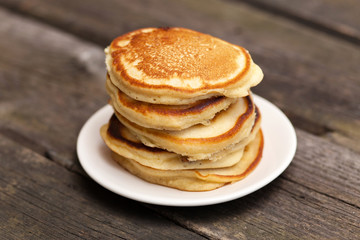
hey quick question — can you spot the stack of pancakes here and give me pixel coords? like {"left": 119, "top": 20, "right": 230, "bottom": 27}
{"left": 101, "top": 27, "right": 264, "bottom": 191}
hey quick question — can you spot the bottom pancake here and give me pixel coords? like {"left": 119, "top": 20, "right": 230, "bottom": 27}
{"left": 110, "top": 130, "right": 263, "bottom": 192}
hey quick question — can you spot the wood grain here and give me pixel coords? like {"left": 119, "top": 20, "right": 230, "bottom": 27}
{"left": 0, "top": 0, "right": 359, "bottom": 154}
{"left": 283, "top": 130, "right": 360, "bottom": 207}
{"left": 0, "top": 134, "right": 206, "bottom": 240}
{"left": 151, "top": 179, "right": 359, "bottom": 239}
{"left": 0, "top": 7, "right": 106, "bottom": 170}
{"left": 0, "top": 2, "right": 359, "bottom": 239}
{"left": 238, "top": 0, "right": 360, "bottom": 44}
{"left": 148, "top": 129, "right": 360, "bottom": 239}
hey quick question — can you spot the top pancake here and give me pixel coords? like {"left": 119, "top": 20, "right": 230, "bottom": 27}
{"left": 105, "top": 27, "right": 263, "bottom": 105}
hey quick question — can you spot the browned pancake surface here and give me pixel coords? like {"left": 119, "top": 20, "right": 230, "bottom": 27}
{"left": 109, "top": 27, "right": 250, "bottom": 91}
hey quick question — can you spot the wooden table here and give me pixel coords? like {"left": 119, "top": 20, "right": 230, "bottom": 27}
{"left": 1, "top": 0, "right": 359, "bottom": 239}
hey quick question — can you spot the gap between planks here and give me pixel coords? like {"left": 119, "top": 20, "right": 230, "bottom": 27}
{"left": 231, "top": 0, "right": 360, "bottom": 46}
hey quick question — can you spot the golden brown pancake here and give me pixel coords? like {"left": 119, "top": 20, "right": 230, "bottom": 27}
{"left": 100, "top": 115, "right": 245, "bottom": 170}
{"left": 114, "top": 95, "right": 256, "bottom": 160}
{"left": 101, "top": 106, "right": 261, "bottom": 170}
{"left": 100, "top": 27, "right": 265, "bottom": 192}
{"left": 208, "top": 105, "right": 261, "bottom": 161}
{"left": 110, "top": 130, "right": 264, "bottom": 191}
{"left": 105, "top": 27, "right": 263, "bottom": 105}
{"left": 106, "top": 74, "right": 236, "bottom": 130}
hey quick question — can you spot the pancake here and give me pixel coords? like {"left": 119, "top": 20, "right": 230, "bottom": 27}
{"left": 101, "top": 105, "right": 261, "bottom": 167}
{"left": 206, "top": 105, "right": 261, "bottom": 161}
{"left": 114, "top": 95, "right": 256, "bottom": 160}
{"left": 101, "top": 107, "right": 261, "bottom": 170}
{"left": 106, "top": 74, "right": 236, "bottom": 130}
{"left": 105, "top": 27, "right": 263, "bottom": 105}
{"left": 110, "top": 130, "right": 264, "bottom": 191}
{"left": 100, "top": 115, "right": 244, "bottom": 170}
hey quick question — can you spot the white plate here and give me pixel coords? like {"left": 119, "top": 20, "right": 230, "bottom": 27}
{"left": 77, "top": 95, "right": 296, "bottom": 206}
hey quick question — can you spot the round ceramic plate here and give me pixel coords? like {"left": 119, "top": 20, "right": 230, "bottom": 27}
{"left": 77, "top": 95, "right": 296, "bottom": 206}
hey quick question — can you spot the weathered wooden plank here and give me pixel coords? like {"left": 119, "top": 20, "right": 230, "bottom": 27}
{"left": 0, "top": 7, "right": 107, "bottom": 171}
{"left": 0, "top": 134, "right": 206, "bottom": 240}
{"left": 283, "top": 130, "right": 360, "bottom": 207}
{"left": 152, "top": 181, "right": 360, "bottom": 239}
{"left": 0, "top": 0, "right": 358, "bottom": 200}
{"left": 0, "top": 6, "right": 359, "bottom": 239}
{"left": 148, "top": 129, "right": 360, "bottom": 239}
{"left": 238, "top": 0, "right": 360, "bottom": 44}
{"left": 0, "top": 0, "right": 359, "bottom": 154}
{"left": 0, "top": 0, "right": 167, "bottom": 46}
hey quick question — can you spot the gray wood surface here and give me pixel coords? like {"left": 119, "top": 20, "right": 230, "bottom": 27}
{"left": 0, "top": 0, "right": 359, "bottom": 239}
{"left": 0, "top": 0, "right": 359, "bottom": 154}
{"left": 0, "top": 134, "right": 206, "bottom": 240}
{"left": 149, "top": 129, "right": 360, "bottom": 239}
{"left": 0, "top": 7, "right": 106, "bottom": 170}
{"left": 239, "top": 0, "right": 360, "bottom": 44}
